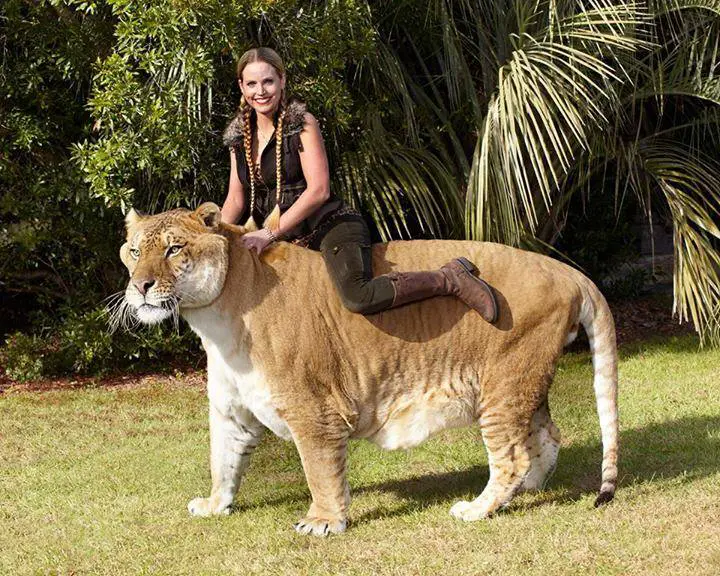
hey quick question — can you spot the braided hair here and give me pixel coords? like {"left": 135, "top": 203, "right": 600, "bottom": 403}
{"left": 239, "top": 102, "right": 286, "bottom": 233}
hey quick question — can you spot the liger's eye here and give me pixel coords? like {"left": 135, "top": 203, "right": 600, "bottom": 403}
{"left": 166, "top": 244, "right": 184, "bottom": 257}
{"left": 130, "top": 248, "right": 140, "bottom": 259}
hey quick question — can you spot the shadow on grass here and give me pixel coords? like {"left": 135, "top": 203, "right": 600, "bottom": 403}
{"left": 350, "top": 414, "right": 720, "bottom": 525}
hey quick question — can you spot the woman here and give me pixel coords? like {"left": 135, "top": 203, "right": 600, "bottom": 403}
{"left": 221, "top": 47, "right": 498, "bottom": 322}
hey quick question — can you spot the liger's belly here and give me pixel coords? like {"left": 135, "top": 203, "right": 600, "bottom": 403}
{"left": 364, "top": 387, "right": 477, "bottom": 450}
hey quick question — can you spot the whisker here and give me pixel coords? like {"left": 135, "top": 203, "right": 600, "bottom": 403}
{"left": 118, "top": 300, "right": 139, "bottom": 332}
{"left": 103, "top": 290, "right": 131, "bottom": 334}
{"left": 102, "top": 290, "right": 126, "bottom": 306}
{"left": 111, "top": 304, "right": 126, "bottom": 333}
{"left": 107, "top": 304, "right": 121, "bottom": 333}
{"left": 169, "top": 295, "right": 181, "bottom": 333}
{"left": 106, "top": 301, "right": 125, "bottom": 321}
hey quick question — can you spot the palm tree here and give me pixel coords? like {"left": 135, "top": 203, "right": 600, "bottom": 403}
{"left": 337, "top": 0, "right": 720, "bottom": 343}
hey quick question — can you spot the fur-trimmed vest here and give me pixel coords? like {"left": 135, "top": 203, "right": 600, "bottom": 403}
{"left": 222, "top": 99, "right": 344, "bottom": 243}
{"left": 222, "top": 98, "right": 307, "bottom": 148}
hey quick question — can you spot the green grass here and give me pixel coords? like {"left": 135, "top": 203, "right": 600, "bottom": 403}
{"left": 1, "top": 335, "right": 719, "bottom": 575}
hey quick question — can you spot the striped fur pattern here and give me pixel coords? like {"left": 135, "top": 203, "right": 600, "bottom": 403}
{"left": 118, "top": 203, "right": 619, "bottom": 536}
{"left": 580, "top": 284, "right": 619, "bottom": 505}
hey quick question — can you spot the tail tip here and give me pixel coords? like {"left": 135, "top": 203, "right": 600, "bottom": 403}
{"left": 594, "top": 490, "right": 615, "bottom": 508}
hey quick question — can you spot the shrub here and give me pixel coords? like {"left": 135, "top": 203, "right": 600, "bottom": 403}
{"left": 3, "top": 333, "right": 48, "bottom": 382}
{"left": 4, "top": 307, "right": 202, "bottom": 383}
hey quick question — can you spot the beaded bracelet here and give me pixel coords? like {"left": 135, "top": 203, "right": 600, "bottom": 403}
{"left": 264, "top": 228, "right": 278, "bottom": 243}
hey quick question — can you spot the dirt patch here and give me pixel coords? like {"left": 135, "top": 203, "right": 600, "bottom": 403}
{"left": 609, "top": 294, "right": 695, "bottom": 345}
{"left": 561, "top": 293, "right": 695, "bottom": 354}
{"left": 0, "top": 367, "right": 206, "bottom": 395}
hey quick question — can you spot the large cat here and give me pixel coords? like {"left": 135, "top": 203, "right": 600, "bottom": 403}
{"left": 118, "top": 202, "right": 618, "bottom": 536}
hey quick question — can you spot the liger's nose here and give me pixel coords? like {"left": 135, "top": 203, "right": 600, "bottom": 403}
{"left": 133, "top": 277, "right": 155, "bottom": 296}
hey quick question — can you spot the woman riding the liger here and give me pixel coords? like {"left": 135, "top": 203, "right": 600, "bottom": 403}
{"left": 222, "top": 47, "right": 498, "bottom": 322}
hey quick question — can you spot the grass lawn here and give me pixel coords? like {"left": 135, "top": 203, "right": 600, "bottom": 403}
{"left": 1, "top": 335, "right": 719, "bottom": 575}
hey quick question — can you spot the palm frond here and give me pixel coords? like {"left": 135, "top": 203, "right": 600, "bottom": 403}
{"left": 633, "top": 15, "right": 720, "bottom": 108}
{"left": 639, "top": 140, "right": 720, "bottom": 345}
{"left": 377, "top": 31, "right": 471, "bottom": 178}
{"left": 653, "top": 0, "right": 720, "bottom": 19}
{"left": 357, "top": 0, "right": 720, "bottom": 343}
{"left": 466, "top": 4, "right": 646, "bottom": 243}
{"left": 334, "top": 131, "right": 463, "bottom": 241}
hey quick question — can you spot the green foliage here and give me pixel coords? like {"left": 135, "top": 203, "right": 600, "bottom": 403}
{"left": 72, "top": 0, "right": 378, "bottom": 213}
{"left": 603, "top": 268, "right": 650, "bottom": 301}
{"left": 556, "top": 185, "right": 640, "bottom": 273}
{"left": 1, "top": 0, "right": 118, "bottom": 335}
{"left": 57, "top": 307, "right": 201, "bottom": 375}
{"left": 3, "top": 307, "right": 201, "bottom": 382}
{"left": 551, "top": 184, "right": 650, "bottom": 300}
{"left": 3, "top": 333, "right": 48, "bottom": 382}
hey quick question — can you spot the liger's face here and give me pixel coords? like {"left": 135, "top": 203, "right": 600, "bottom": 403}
{"left": 239, "top": 62, "right": 285, "bottom": 116}
{"left": 118, "top": 206, "right": 229, "bottom": 327}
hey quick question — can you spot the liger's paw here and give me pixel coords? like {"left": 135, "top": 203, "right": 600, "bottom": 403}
{"left": 518, "top": 471, "right": 545, "bottom": 493}
{"left": 294, "top": 516, "right": 347, "bottom": 537}
{"left": 449, "top": 499, "right": 493, "bottom": 522}
{"left": 187, "top": 496, "right": 231, "bottom": 517}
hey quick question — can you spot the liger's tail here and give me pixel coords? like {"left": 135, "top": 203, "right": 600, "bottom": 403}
{"left": 577, "top": 279, "right": 619, "bottom": 506}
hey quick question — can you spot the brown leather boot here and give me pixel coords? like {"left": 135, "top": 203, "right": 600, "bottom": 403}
{"left": 387, "top": 257, "right": 498, "bottom": 323}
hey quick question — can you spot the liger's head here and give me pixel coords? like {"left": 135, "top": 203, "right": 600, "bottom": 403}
{"left": 119, "top": 203, "right": 229, "bottom": 326}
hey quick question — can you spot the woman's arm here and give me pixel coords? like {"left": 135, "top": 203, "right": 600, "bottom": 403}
{"left": 273, "top": 112, "right": 330, "bottom": 236}
{"left": 221, "top": 149, "right": 246, "bottom": 224}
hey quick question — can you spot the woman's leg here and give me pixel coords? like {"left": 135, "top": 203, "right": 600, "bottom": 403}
{"left": 319, "top": 219, "right": 395, "bottom": 315}
{"left": 388, "top": 258, "right": 498, "bottom": 323}
{"left": 319, "top": 219, "right": 498, "bottom": 322}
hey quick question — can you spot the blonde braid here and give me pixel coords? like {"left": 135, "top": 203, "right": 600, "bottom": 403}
{"left": 263, "top": 105, "right": 286, "bottom": 233}
{"left": 241, "top": 103, "right": 259, "bottom": 231}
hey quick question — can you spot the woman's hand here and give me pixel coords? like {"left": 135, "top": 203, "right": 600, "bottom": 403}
{"left": 241, "top": 229, "right": 276, "bottom": 254}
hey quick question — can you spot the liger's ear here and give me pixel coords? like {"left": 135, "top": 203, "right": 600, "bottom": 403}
{"left": 125, "top": 208, "right": 146, "bottom": 229}
{"left": 195, "top": 202, "right": 222, "bottom": 230}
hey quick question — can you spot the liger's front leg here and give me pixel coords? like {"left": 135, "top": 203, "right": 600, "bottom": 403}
{"left": 291, "top": 418, "right": 351, "bottom": 537}
{"left": 188, "top": 402, "right": 265, "bottom": 516}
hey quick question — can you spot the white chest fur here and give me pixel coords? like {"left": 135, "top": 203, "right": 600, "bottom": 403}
{"left": 187, "top": 310, "right": 293, "bottom": 441}
{"left": 206, "top": 345, "right": 292, "bottom": 440}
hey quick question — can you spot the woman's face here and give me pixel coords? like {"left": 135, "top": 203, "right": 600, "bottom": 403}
{"left": 239, "top": 61, "right": 285, "bottom": 116}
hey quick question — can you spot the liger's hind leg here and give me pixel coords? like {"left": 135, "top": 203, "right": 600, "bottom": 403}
{"left": 450, "top": 413, "right": 533, "bottom": 521}
{"left": 519, "top": 400, "right": 561, "bottom": 492}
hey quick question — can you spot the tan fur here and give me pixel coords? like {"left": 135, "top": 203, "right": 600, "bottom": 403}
{"left": 119, "top": 203, "right": 619, "bottom": 536}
